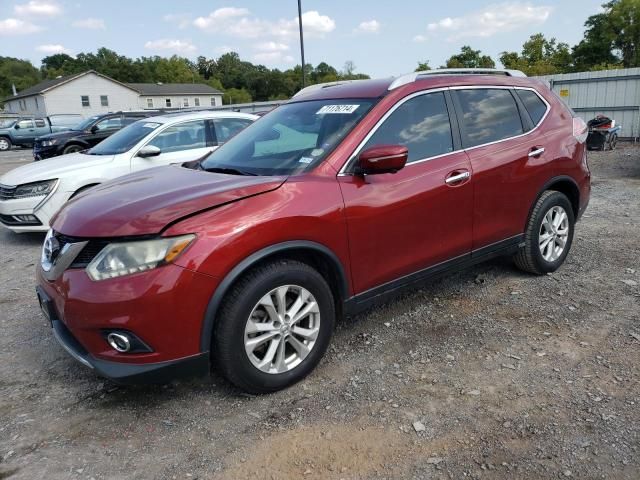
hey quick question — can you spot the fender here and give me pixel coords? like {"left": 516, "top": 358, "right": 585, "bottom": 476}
{"left": 526, "top": 175, "right": 580, "bottom": 229}
{"left": 199, "top": 240, "right": 349, "bottom": 352}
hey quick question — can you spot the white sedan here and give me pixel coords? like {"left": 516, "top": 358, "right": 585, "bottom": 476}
{"left": 0, "top": 111, "right": 257, "bottom": 233}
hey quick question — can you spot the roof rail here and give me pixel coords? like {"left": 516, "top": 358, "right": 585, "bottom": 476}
{"left": 292, "top": 80, "right": 366, "bottom": 98}
{"left": 388, "top": 68, "right": 527, "bottom": 91}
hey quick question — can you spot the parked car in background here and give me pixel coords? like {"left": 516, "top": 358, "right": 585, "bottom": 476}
{"left": 33, "top": 111, "right": 162, "bottom": 160}
{"left": 0, "top": 111, "right": 257, "bottom": 232}
{"left": 0, "top": 115, "right": 82, "bottom": 151}
{"left": 33, "top": 69, "right": 590, "bottom": 393}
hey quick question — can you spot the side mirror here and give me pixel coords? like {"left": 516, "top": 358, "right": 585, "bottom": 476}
{"left": 137, "top": 145, "right": 161, "bottom": 158}
{"left": 90, "top": 125, "right": 99, "bottom": 134}
{"left": 357, "top": 145, "right": 408, "bottom": 175}
{"left": 14, "top": 124, "right": 20, "bottom": 129}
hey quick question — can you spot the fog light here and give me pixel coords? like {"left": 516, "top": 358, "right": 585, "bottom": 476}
{"left": 14, "top": 214, "right": 39, "bottom": 223}
{"left": 107, "top": 332, "right": 131, "bottom": 352}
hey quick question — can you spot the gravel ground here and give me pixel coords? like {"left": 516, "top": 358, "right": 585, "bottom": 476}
{"left": 0, "top": 145, "right": 638, "bottom": 480}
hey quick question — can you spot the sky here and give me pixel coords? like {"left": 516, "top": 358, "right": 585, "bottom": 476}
{"left": 0, "top": 0, "right": 606, "bottom": 77}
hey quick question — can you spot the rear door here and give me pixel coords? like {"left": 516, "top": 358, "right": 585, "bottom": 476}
{"left": 131, "top": 119, "right": 211, "bottom": 171}
{"left": 338, "top": 90, "right": 474, "bottom": 294}
{"left": 211, "top": 117, "right": 254, "bottom": 149}
{"left": 451, "top": 87, "right": 549, "bottom": 250}
{"left": 33, "top": 118, "right": 50, "bottom": 137}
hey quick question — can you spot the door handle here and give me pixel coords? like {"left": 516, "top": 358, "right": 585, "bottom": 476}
{"left": 528, "top": 147, "right": 545, "bottom": 157}
{"left": 445, "top": 171, "right": 471, "bottom": 185}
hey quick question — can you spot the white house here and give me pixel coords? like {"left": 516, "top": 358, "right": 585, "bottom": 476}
{"left": 2, "top": 70, "right": 224, "bottom": 117}
{"left": 128, "top": 83, "right": 224, "bottom": 110}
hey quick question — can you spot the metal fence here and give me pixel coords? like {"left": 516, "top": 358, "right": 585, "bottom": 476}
{"left": 535, "top": 68, "right": 640, "bottom": 140}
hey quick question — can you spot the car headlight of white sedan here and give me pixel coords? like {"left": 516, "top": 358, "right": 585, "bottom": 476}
{"left": 14, "top": 179, "right": 58, "bottom": 198}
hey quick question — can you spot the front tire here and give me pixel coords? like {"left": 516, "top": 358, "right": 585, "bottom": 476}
{"left": 63, "top": 144, "right": 83, "bottom": 155}
{"left": 213, "top": 260, "right": 335, "bottom": 393}
{"left": 0, "top": 137, "right": 11, "bottom": 151}
{"left": 514, "top": 190, "right": 575, "bottom": 275}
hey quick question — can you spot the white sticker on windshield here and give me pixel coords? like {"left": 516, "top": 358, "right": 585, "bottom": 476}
{"left": 142, "top": 122, "right": 161, "bottom": 128}
{"left": 316, "top": 104, "right": 360, "bottom": 115}
{"left": 299, "top": 157, "right": 314, "bottom": 164}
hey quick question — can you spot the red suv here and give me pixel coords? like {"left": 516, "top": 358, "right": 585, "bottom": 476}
{"left": 36, "top": 69, "right": 590, "bottom": 393}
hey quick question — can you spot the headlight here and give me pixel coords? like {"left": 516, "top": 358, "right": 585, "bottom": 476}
{"left": 41, "top": 139, "right": 58, "bottom": 147}
{"left": 86, "top": 235, "right": 195, "bottom": 281}
{"left": 14, "top": 179, "right": 57, "bottom": 198}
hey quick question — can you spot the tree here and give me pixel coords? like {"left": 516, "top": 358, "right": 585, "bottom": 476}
{"left": 605, "top": 0, "right": 640, "bottom": 67}
{"left": 443, "top": 46, "right": 495, "bottom": 69}
{"left": 415, "top": 61, "right": 431, "bottom": 72}
{"left": 572, "top": 11, "right": 620, "bottom": 70}
{"left": 501, "top": 33, "right": 572, "bottom": 75}
{"left": 0, "top": 56, "right": 41, "bottom": 100}
{"left": 223, "top": 87, "right": 252, "bottom": 104}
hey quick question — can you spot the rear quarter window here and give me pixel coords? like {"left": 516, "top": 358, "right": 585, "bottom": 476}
{"left": 516, "top": 89, "right": 548, "bottom": 125}
{"left": 455, "top": 89, "right": 524, "bottom": 148}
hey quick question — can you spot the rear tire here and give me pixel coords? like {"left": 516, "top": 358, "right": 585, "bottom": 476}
{"left": 514, "top": 191, "right": 575, "bottom": 275}
{"left": 213, "top": 259, "right": 335, "bottom": 394}
{"left": 0, "top": 137, "right": 11, "bottom": 151}
{"left": 63, "top": 144, "right": 83, "bottom": 155}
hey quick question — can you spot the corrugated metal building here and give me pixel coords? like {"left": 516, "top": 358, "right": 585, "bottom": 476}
{"left": 536, "top": 68, "right": 640, "bottom": 139}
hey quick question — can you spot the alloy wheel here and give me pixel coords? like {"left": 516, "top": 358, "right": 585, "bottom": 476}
{"left": 538, "top": 205, "right": 570, "bottom": 262}
{"left": 244, "top": 285, "right": 320, "bottom": 374}
{"left": 0, "top": 139, "right": 9, "bottom": 151}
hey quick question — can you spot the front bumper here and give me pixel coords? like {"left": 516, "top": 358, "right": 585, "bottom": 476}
{"left": 0, "top": 187, "right": 66, "bottom": 233}
{"left": 33, "top": 145, "right": 60, "bottom": 161}
{"left": 37, "top": 286, "right": 211, "bottom": 384}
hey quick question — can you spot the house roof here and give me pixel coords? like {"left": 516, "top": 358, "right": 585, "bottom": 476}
{"left": 5, "top": 70, "right": 139, "bottom": 101}
{"left": 127, "top": 83, "right": 222, "bottom": 96}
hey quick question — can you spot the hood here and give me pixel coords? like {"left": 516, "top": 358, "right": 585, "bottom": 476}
{"left": 37, "top": 130, "right": 80, "bottom": 142}
{"left": 52, "top": 165, "right": 287, "bottom": 237}
{"left": 0, "top": 152, "right": 114, "bottom": 187}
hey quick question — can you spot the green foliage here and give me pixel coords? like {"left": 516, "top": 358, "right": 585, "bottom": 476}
{"left": 500, "top": 33, "right": 573, "bottom": 75}
{"left": 223, "top": 88, "right": 252, "bottom": 105}
{"left": 0, "top": 56, "right": 41, "bottom": 99}
{"left": 443, "top": 46, "right": 496, "bottom": 69}
{"left": 415, "top": 61, "right": 431, "bottom": 72}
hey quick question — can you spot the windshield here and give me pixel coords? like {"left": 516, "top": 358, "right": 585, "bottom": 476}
{"left": 201, "top": 99, "right": 376, "bottom": 176}
{"left": 0, "top": 119, "right": 16, "bottom": 128}
{"left": 86, "top": 120, "right": 162, "bottom": 155}
{"left": 72, "top": 115, "right": 101, "bottom": 131}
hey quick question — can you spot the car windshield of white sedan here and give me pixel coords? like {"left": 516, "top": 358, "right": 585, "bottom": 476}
{"left": 85, "top": 121, "right": 161, "bottom": 155}
{"left": 200, "top": 99, "right": 376, "bottom": 176}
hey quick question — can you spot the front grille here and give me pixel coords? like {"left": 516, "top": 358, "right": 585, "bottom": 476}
{"left": 55, "top": 232, "right": 109, "bottom": 268}
{"left": 0, "top": 184, "right": 16, "bottom": 201}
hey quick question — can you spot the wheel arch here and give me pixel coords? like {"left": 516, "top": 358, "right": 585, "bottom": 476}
{"left": 69, "top": 183, "right": 100, "bottom": 199}
{"left": 526, "top": 176, "right": 580, "bottom": 229}
{"left": 199, "top": 241, "right": 349, "bottom": 352}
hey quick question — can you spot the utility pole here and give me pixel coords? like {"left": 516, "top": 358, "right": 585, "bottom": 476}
{"left": 297, "top": 0, "right": 306, "bottom": 87}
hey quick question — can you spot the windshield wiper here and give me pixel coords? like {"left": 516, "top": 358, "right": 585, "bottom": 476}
{"left": 204, "top": 167, "right": 257, "bottom": 176}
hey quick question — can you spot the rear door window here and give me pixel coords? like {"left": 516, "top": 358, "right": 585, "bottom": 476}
{"left": 213, "top": 118, "right": 253, "bottom": 144}
{"left": 516, "top": 89, "right": 548, "bottom": 125}
{"left": 362, "top": 91, "right": 454, "bottom": 163}
{"left": 455, "top": 89, "right": 524, "bottom": 148}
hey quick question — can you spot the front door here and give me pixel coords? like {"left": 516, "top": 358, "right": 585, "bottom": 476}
{"left": 131, "top": 119, "right": 212, "bottom": 172}
{"left": 338, "top": 90, "right": 474, "bottom": 295}
{"left": 13, "top": 119, "right": 36, "bottom": 144}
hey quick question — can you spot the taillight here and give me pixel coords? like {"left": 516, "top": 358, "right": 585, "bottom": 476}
{"left": 573, "top": 117, "right": 588, "bottom": 143}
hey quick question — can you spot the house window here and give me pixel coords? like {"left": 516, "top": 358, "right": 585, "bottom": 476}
{"left": 210, "top": 97, "right": 216, "bottom": 107}
{"left": 35, "top": 97, "right": 39, "bottom": 109}
{"left": 183, "top": 98, "right": 189, "bottom": 107}
{"left": 19, "top": 99, "right": 26, "bottom": 110}
{"left": 194, "top": 98, "right": 200, "bottom": 107}
{"left": 81, "top": 95, "right": 90, "bottom": 107}
{"left": 147, "top": 98, "right": 153, "bottom": 108}
{"left": 165, "top": 98, "right": 172, "bottom": 108}
{"left": 100, "top": 95, "right": 109, "bottom": 107}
